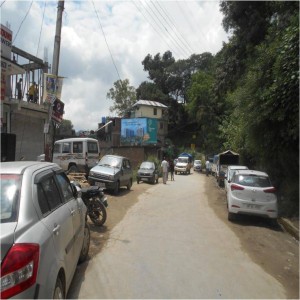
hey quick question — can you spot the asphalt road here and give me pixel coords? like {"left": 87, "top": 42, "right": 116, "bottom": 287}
{"left": 68, "top": 171, "right": 299, "bottom": 298}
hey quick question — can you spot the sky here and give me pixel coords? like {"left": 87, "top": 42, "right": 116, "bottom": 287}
{"left": 1, "top": 0, "right": 228, "bottom": 131}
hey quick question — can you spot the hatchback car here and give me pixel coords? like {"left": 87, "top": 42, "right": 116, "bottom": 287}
{"left": 137, "top": 161, "right": 159, "bottom": 184}
{"left": 193, "top": 160, "right": 202, "bottom": 172}
{"left": 227, "top": 170, "right": 278, "bottom": 222}
{"left": 224, "top": 165, "right": 248, "bottom": 192}
{"left": 88, "top": 155, "right": 133, "bottom": 194}
{"left": 0, "top": 161, "right": 90, "bottom": 299}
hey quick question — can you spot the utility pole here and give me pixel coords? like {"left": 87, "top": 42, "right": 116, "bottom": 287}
{"left": 45, "top": 0, "right": 64, "bottom": 162}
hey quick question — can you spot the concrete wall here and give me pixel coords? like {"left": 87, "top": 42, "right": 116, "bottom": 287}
{"left": 134, "top": 106, "right": 163, "bottom": 118}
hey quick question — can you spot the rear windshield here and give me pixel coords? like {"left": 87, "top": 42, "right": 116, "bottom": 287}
{"left": 1, "top": 174, "right": 21, "bottom": 223}
{"left": 232, "top": 174, "right": 271, "bottom": 187}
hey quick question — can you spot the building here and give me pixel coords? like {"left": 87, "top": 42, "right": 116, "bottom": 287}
{"left": 97, "top": 100, "right": 169, "bottom": 168}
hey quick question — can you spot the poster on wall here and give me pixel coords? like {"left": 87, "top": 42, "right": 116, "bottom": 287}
{"left": 51, "top": 98, "right": 64, "bottom": 123}
{"left": 121, "top": 118, "right": 157, "bottom": 145}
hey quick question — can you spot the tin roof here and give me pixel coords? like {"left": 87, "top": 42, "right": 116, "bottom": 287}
{"left": 132, "top": 100, "right": 168, "bottom": 109}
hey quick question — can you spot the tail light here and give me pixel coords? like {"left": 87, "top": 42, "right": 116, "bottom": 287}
{"left": 264, "top": 187, "right": 276, "bottom": 193}
{"left": 85, "top": 152, "right": 88, "bottom": 165}
{"left": 231, "top": 184, "right": 244, "bottom": 191}
{"left": 1, "top": 244, "right": 39, "bottom": 299}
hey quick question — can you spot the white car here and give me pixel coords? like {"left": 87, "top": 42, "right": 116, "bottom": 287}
{"left": 224, "top": 165, "right": 249, "bottom": 192}
{"left": 227, "top": 170, "right": 278, "bottom": 222}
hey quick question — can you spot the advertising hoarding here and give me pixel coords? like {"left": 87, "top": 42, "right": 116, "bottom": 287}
{"left": 121, "top": 118, "right": 157, "bottom": 145}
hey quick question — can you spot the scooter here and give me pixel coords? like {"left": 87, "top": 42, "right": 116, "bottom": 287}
{"left": 72, "top": 181, "right": 108, "bottom": 226}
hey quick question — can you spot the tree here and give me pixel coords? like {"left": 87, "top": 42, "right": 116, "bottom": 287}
{"left": 107, "top": 79, "right": 136, "bottom": 117}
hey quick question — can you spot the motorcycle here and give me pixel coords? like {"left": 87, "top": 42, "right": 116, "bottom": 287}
{"left": 72, "top": 181, "right": 108, "bottom": 226}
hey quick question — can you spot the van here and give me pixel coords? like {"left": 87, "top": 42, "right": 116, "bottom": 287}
{"left": 53, "top": 137, "right": 100, "bottom": 174}
{"left": 174, "top": 156, "right": 192, "bottom": 175}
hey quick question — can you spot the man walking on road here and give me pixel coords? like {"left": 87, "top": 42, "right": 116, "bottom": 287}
{"left": 161, "top": 157, "right": 169, "bottom": 184}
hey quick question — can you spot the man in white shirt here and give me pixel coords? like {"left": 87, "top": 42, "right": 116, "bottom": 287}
{"left": 161, "top": 157, "right": 169, "bottom": 184}
{"left": 205, "top": 160, "right": 210, "bottom": 176}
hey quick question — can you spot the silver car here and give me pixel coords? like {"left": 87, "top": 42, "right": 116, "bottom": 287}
{"left": 0, "top": 162, "right": 90, "bottom": 299}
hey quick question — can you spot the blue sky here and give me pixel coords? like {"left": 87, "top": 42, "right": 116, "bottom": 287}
{"left": 2, "top": 0, "right": 228, "bottom": 130}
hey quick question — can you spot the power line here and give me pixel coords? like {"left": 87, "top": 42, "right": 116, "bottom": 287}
{"left": 150, "top": 0, "right": 193, "bottom": 56}
{"left": 156, "top": 1, "right": 195, "bottom": 54}
{"left": 132, "top": 1, "right": 180, "bottom": 57}
{"left": 36, "top": 1, "right": 46, "bottom": 57}
{"left": 142, "top": 1, "right": 189, "bottom": 58}
{"left": 91, "top": 0, "right": 121, "bottom": 81}
{"left": 13, "top": 0, "right": 33, "bottom": 44}
{"left": 0, "top": 0, "right": 6, "bottom": 8}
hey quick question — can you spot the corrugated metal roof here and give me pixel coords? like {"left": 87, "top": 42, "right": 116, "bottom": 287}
{"left": 132, "top": 100, "right": 168, "bottom": 109}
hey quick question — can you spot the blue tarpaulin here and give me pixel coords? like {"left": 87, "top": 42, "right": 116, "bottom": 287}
{"left": 178, "top": 152, "right": 193, "bottom": 162}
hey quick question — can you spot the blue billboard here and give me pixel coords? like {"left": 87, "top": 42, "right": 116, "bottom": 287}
{"left": 121, "top": 118, "right": 157, "bottom": 145}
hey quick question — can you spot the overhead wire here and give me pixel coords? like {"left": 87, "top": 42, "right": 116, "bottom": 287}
{"left": 142, "top": 2, "right": 189, "bottom": 56}
{"left": 0, "top": 0, "right": 6, "bottom": 8}
{"left": 150, "top": 0, "right": 193, "bottom": 57}
{"left": 36, "top": 1, "right": 46, "bottom": 57}
{"left": 91, "top": 0, "right": 121, "bottom": 82}
{"left": 132, "top": 1, "right": 180, "bottom": 58}
{"left": 156, "top": 1, "right": 195, "bottom": 55}
{"left": 13, "top": 0, "right": 33, "bottom": 44}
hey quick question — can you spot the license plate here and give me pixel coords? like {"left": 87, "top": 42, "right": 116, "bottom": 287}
{"left": 95, "top": 182, "right": 106, "bottom": 188}
{"left": 246, "top": 204, "right": 259, "bottom": 209}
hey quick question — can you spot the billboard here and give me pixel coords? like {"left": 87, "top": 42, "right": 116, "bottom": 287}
{"left": 121, "top": 118, "right": 157, "bottom": 145}
{"left": 43, "top": 73, "right": 64, "bottom": 104}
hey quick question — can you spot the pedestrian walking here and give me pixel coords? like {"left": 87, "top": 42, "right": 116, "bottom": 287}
{"left": 205, "top": 159, "right": 210, "bottom": 176}
{"left": 161, "top": 157, "right": 169, "bottom": 184}
{"left": 169, "top": 159, "right": 175, "bottom": 181}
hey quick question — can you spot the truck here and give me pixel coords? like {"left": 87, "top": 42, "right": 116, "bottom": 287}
{"left": 216, "top": 150, "right": 239, "bottom": 187}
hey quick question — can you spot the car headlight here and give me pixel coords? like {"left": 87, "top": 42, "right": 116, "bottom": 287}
{"left": 108, "top": 175, "right": 114, "bottom": 180}
{"left": 90, "top": 171, "right": 94, "bottom": 176}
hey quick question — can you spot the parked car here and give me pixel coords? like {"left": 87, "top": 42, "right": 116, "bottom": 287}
{"left": 137, "top": 161, "right": 159, "bottom": 184}
{"left": 224, "top": 165, "right": 248, "bottom": 192}
{"left": 88, "top": 155, "right": 133, "bottom": 194}
{"left": 193, "top": 160, "right": 202, "bottom": 172}
{"left": 53, "top": 137, "right": 100, "bottom": 174}
{"left": 227, "top": 169, "right": 278, "bottom": 222}
{"left": 0, "top": 161, "right": 90, "bottom": 299}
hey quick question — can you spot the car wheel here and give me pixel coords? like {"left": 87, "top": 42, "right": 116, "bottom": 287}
{"left": 269, "top": 218, "right": 278, "bottom": 227}
{"left": 156, "top": 177, "right": 158, "bottom": 184}
{"left": 137, "top": 179, "right": 140, "bottom": 184}
{"left": 68, "top": 165, "right": 78, "bottom": 174}
{"left": 175, "top": 171, "right": 177, "bottom": 175}
{"left": 53, "top": 276, "right": 64, "bottom": 299}
{"left": 127, "top": 179, "right": 132, "bottom": 190}
{"left": 151, "top": 176, "right": 155, "bottom": 184}
{"left": 78, "top": 222, "right": 90, "bottom": 263}
{"left": 114, "top": 181, "right": 120, "bottom": 195}
{"left": 228, "top": 212, "right": 236, "bottom": 222}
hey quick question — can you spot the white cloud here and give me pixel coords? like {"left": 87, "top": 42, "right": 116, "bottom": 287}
{"left": 2, "top": 0, "right": 228, "bottom": 131}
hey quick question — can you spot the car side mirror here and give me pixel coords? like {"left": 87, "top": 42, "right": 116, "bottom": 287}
{"left": 71, "top": 183, "right": 78, "bottom": 198}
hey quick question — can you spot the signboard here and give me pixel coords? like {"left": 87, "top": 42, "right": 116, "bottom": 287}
{"left": 121, "top": 118, "right": 157, "bottom": 145}
{"left": 1, "top": 24, "right": 12, "bottom": 59}
{"left": 1, "top": 60, "right": 6, "bottom": 101}
{"left": 52, "top": 98, "right": 64, "bottom": 123}
{"left": 43, "top": 73, "right": 64, "bottom": 104}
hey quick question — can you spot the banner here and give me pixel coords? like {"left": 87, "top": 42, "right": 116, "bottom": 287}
{"left": 1, "top": 24, "right": 12, "bottom": 59}
{"left": 43, "top": 73, "right": 64, "bottom": 104}
{"left": 52, "top": 98, "right": 64, "bottom": 123}
{"left": 121, "top": 118, "right": 157, "bottom": 145}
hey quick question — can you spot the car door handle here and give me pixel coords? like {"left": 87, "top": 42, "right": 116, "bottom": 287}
{"left": 53, "top": 224, "right": 60, "bottom": 236}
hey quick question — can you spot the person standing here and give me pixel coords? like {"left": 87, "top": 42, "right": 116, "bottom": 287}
{"left": 16, "top": 78, "right": 22, "bottom": 100}
{"left": 161, "top": 157, "right": 169, "bottom": 184}
{"left": 205, "top": 159, "right": 210, "bottom": 176}
{"left": 28, "top": 81, "right": 36, "bottom": 102}
{"left": 169, "top": 159, "right": 175, "bottom": 181}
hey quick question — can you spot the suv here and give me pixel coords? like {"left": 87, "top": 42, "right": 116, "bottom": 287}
{"left": 174, "top": 156, "right": 192, "bottom": 175}
{"left": 88, "top": 155, "right": 133, "bottom": 194}
{"left": 0, "top": 162, "right": 90, "bottom": 299}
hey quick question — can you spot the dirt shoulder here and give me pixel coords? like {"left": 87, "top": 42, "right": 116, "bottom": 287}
{"left": 203, "top": 173, "right": 299, "bottom": 299}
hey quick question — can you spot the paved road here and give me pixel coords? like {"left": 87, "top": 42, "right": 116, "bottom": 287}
{"left": 68, "top": 172, "right": 287, "bottom": 298}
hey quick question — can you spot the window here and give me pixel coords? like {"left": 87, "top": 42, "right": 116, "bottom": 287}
{"left": 88, "top": 142, "right": 98, "bottom": 153}
{"left": 153, "top": 108, "right": 157, "bottom": 115}
{"left": 62, "top": 142, "right": 71, "bottom": 153}
{"left": 38, "top": 176, "right": 62, "bottom": 212}
{"left": 55, "top": 173, "right": 73, "bottom": 202}
{"left": 124, "top": 160, "right": 131, "bottom": 169}
{"left": 54, "top": 143, "right": 61, "bottom": 153}
{"left": 73, "top": 142, "right": 83, "bottom": 153}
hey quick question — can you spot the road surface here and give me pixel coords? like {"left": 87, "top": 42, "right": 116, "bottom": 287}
{"left": 68, "top": 171, "right": 299, "bottom": 298}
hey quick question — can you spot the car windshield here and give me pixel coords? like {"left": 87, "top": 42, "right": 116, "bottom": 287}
{"left": 140, "top": 162, "right": 154, "bottom": 169}
{"left": 98, "top": 156, "right": 122, "bottom": 168}
{"left": 178, "top": 157, "right": 188, "bottom": 163}
{"left": 233, "top": 174, "right": 271, "bottom": 187}
{"left": 1, "top": 174, "right": 22, "bottom": 223}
